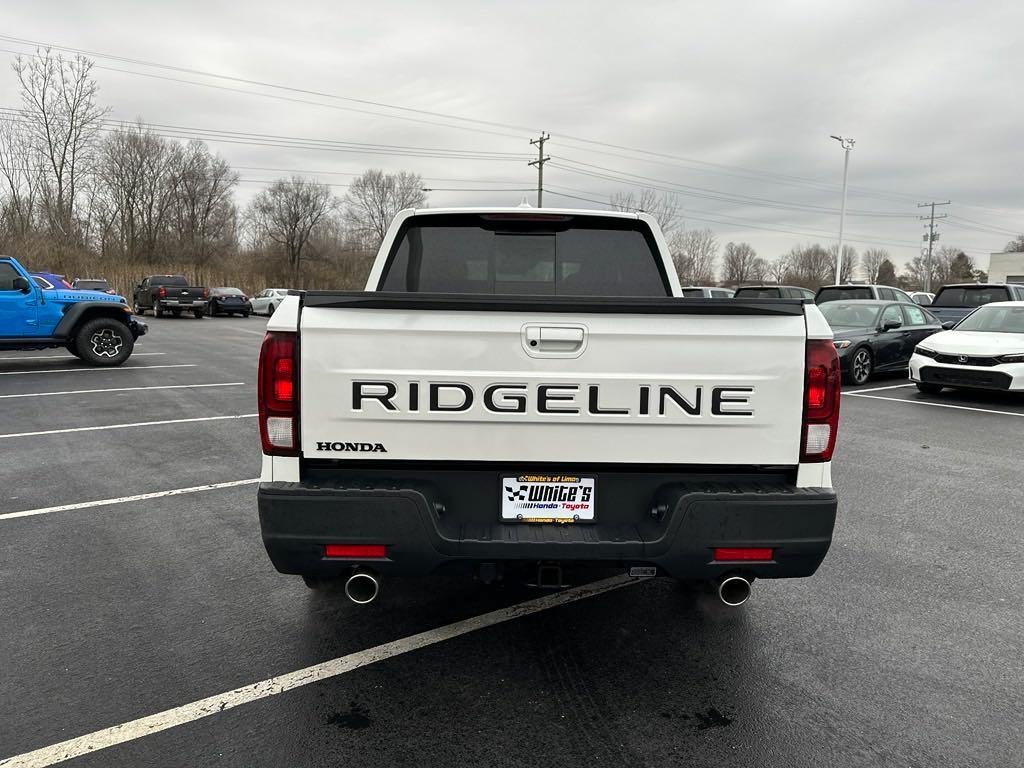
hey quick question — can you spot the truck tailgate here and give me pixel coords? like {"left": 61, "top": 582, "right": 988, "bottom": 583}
{"left": 298, "top": 298, "right": 808, "bottom": 466}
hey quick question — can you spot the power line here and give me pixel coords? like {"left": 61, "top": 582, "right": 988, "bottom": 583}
{"left": 528, "top": 132, "right": 550, "bottom": 207}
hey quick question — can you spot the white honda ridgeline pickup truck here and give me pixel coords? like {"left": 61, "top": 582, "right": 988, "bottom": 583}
{"left": 257, "top": 208, "right": 840, "bottom": 606}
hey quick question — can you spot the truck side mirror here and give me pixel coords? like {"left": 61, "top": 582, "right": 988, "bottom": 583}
{"left": 12, "top": 276, "right": 30, "bottom": 293}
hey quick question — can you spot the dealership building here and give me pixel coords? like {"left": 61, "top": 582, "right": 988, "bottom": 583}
{"left": 987, "top": 252, "right": 1024, "bottom": 283}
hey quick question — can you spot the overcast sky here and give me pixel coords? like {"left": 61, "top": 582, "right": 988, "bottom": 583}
{"left": 3, "top": 0, "right": 1022, "bottom": 271}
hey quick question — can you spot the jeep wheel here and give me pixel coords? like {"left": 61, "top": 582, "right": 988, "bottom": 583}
{"left": 75, "top": 318, "right": 134, "bottom": 366}
{"left": 66, "top": 339, "right": 83, "bottom": 359}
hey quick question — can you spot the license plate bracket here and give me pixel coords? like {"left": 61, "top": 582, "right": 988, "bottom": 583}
{"left": 500, "top": 474, "right": 595, "bottom": 523}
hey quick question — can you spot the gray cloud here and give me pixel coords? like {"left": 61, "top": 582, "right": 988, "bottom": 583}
{"left": 2, "top": 0, "right": 1021, "bottom": 270}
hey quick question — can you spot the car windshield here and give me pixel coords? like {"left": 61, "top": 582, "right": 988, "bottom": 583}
{"left": 735, "top": 287, "right": 781, "bottom": 298}
{"left": 819, "top": 302, "right": 881, "bottom": 327}
{"left": 817, "top": 287, "right": 872, "bottom": 303}
{"left": 932, "top": 286, "right": 1010, "bottom": 307}
{"left": 954, "top": 306, "right": 1024, "bottom": 333}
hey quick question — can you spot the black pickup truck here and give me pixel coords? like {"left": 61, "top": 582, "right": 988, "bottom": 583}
{"left": 133, "top": 275, "right": 209, "bottom": 318}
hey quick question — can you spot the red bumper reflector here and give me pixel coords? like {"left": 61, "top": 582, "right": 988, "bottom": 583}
{"left": 713, "top": 547, "right": 774, "bottom": 562}
{"left": 324, "top": 544, "right": 387, "bottom": 559}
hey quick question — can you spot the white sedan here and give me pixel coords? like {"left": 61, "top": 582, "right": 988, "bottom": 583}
{"left": 250, "top": 288, "right": 290, "bottom": 316}
{"left": 909, "top": 301, "right": 1024, "bottom": 394}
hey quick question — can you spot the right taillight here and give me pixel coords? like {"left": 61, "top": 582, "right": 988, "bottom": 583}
{"left": 258, "top": 331, "right": 299, "bottom": 456}
{"left": 801, "top": 338, "right": 841, "bottom": 462}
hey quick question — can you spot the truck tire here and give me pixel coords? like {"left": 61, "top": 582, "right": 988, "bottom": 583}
{"left": 66, "top": 339, "right": 83, "bottom": 359}
{"left": 193, "top": 308, "right": 204, "bottom": 319}
{"left": 153, "top": 302, "right": 164, "bottom": 318}
{"left": 73, "top": 317, "right": 135, "bottom": 366}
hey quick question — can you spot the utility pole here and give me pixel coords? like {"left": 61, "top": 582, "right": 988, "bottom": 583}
{"left": 529, "top": 132, "right": 550, "bottom": 207}
{"left": 918, "top": 200, "right": 950, "bottom": 292}
{"left": 830, "top": 135, "right": 855, "bottom": 283}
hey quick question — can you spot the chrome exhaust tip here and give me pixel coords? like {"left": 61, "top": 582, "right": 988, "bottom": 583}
{"left": 717, "top": 575, "right": 751, "bottom": 607}
{"left": 344, "top": 569, "right": 380, "bottom": 605}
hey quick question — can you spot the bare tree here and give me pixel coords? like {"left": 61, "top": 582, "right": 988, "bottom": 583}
{"left": 669, "top": 227, "right": 717, "bottom": 284}
{"left": 97, "top": 123, "right": 182, "bottom": 262}
{"left": 13, "top": 49, "right": 108, "bottom": 243}
{"left": 1004, "top": 235, "right": 1024, "bottom": 252}
{"left": 860, "top": 248, "right": 889, "bottom": 283}
{"left": 248, "top": 176, "right": 337, "bottom": 278}
{"left": 344, "top": 169, "right": 426, "bottom": 249}
{"left": 721, "top": 242, "right": 759, "bottom": 285}
{"left": 785, "top": 244, "right": 833, "bottom": 288}
{"left": 0, "top": 116, "right": 41, "bottom": 243}
{"left": 766, "top": 255, "right": 790, "bottom": 284}
{"left": 827, "top": 244, "right": 858, "bottom": 282}
{"left": 172, "top": 140, "right": 238, "bottom": 265}
{"left": 610, "top": 188, "right": 679, "bottom": 235}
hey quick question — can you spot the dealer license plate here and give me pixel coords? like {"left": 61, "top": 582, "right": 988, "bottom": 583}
{"left": 500, "top": 474, "right": 595, "bottom": 523}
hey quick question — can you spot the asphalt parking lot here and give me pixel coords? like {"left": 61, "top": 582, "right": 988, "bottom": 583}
{"left": 1, "top": 317, "right": 1022, "bottom": 768}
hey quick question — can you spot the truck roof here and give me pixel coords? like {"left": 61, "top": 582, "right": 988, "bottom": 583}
{"left": 399, "top": 206, "right": 642, "bottom": 220}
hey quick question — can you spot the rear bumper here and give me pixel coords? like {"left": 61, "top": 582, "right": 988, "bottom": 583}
{"left": 258, "top": 479, "right": 837, "bottom": 581}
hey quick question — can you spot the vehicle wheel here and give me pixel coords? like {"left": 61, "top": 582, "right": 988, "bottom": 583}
{"left": 66, "top": 339, "right": 83, "bottom": 359}
{"left": 916, "top": 382, "right": 944, "bottom": 395}
{"left": 74, "top": 318, "right": 134, "bottom": 366}
{"left": 133, "top": 303, "right": 143, "bottom": 316}
{"left": 242, "top": 311, "right": 250, "bottom": 318}
{"left": 267, "top": 303, "right": 276, "bottom": 316}
{"left": 193, "top": 308, "right": 204, "bottom": 319}
{"left": 153, "top": 302, "right": 163, "bottom": 318}
{"left": 847, "top": 347, "right": 873, "bottom": 385}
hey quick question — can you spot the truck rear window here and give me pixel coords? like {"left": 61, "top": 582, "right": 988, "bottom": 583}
{"left": 379, "top": 214, "right": 669, "bottom": 296}
{"left": 151, "top": 276, "right": 188, "bottom": 287}
{"left": 816, "top": 287, "right": 872, "bottom": 303}
{"left": 932, "top": 286, "right": 1010, "bottom": 307}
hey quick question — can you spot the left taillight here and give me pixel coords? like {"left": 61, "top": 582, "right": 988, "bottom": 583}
{"left": 258, "top": 331, "right": 299, "bottom": 456}
{"left": 801, "top": 338, "right": 841, "bottom": 462}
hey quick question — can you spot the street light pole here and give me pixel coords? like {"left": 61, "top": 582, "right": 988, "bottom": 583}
{"left": 830, "top": 135, "right": 855, "bottom": 283}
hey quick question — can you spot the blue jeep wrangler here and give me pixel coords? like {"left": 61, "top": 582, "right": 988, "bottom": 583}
{"left": 1, "top": 255, "right": 147, "bottom": 366}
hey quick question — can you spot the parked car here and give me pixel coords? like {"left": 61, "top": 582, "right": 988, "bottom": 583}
{"left": 679, "top": 286, "right": 734, "bottom": 298}
{"left": 72, "top": 278, "right": 117, "bottom": 295}
{"left": 208, "top": 287, "right": 252, "bottom": 317}
{"left": 1, "top": 256, "right": 146, "bottom": 365}
{"left": 815, "top": 284, "right": 916, "bottom": 304}
{"left": 257, "top": 206, "right": 840, "bottom": 605}
{"left": 734, "top": 285, "right": 816, "bottom": 300}
{"left": 910, "top": 291, "right": 934, "bottom": 306}
{"left": 819, "top": 299, "right": 943, "bottom": 385}
{"left": 30, "top": 272, "right": 72, "bottom": 290}
{"left": 925, "top": 283, "right": 1024, "bottom": 325}
{"left": 133, "top": 275, "right": 208, "bottom": 318}
{"left": 250, "top": 288, "right": 290, "bottom": 316}
{"left": 910, "top": 301, "right": 1024, "bottom": 394}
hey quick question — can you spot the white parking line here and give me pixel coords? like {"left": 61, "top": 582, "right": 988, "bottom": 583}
{"left": 0, "top": 574, "right": 640, "bottom": 767}
{"left": 0, "top": 413, "right": 258, "bottom": 440}
{"left": 842, "top": 383, "right": 915, "bottom": 394}
{"left": 0, "top": 352, "right": 166, "bottom": 360}
{"left": 0, "top": 478, "right": 259, "bottom": 522}
{"left": 0, "top": 382, "right": 245, "bottom": 400}
{"left": 844, "top": 392, "right": 1024, "bottom": 418}
{"left": 0, "top": 364, "right": 196, "bottom": 376}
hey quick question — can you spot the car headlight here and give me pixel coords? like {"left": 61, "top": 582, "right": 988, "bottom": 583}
{"left": 833, "top": 340, "right": 851, "bottom": 349}
{"left": 998, "top": 352, "right": 1024, "bottom": 363}
{"left": 914, "top": 346, "right": 937, "bottom": 358}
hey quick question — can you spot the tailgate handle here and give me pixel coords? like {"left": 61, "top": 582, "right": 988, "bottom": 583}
{"left": 523, "top": 324, "right": 587, "bottom": 357}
